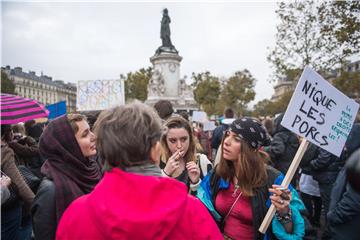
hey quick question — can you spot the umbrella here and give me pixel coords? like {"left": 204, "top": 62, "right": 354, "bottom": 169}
{"left": 1, "top": 93, "right": 49, "bottom": 124}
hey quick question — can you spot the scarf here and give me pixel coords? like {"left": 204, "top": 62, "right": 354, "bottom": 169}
{"left": 39, "top": 115, "right": 102, "bottom": 223}
{"left": 124, "top": 162, "right": 162, "bottom": 177}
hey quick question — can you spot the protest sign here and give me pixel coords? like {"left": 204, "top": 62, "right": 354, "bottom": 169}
{"left": 76, "top": 79, "right": 125, "bottom": 111}
{"left": 281, "top": 66, "right": 359, "bottom": 157}
{"left": 203, "top": 121, "right": 216, "bottom": 131}
{"left": 259, "top": 66, "right": 359, "bottom": 234}
{"left": 192, "top": 111, "right": 208, "bottom": 123}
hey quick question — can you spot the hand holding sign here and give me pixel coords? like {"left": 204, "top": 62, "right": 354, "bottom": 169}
{"left": 259, "top": 66, "right": 359, "bottom": 234}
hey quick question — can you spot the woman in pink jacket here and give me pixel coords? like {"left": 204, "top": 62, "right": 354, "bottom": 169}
{"left": 56, "top": 102, "right": 222, "bottom": 240}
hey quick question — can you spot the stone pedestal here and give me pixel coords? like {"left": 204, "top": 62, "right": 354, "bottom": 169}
{"left": 146, "top": 51, "right": 198, "bottom": 112}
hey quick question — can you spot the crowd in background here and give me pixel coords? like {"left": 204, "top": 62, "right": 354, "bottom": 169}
{"left": 1, "top": 99, "right": 360, "bottom": 240}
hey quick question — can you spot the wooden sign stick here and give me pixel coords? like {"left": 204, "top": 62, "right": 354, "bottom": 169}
{"left": 258, "top": 139, "right": 309, "bottom": 234}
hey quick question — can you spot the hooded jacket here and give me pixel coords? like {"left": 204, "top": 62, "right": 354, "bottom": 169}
{"left": 56, "top": 168, "right": 222, "bottom": 240}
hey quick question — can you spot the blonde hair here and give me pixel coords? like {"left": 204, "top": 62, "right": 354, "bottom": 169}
{"left": 160, "top": 116, "right": 197, "bottom": 164}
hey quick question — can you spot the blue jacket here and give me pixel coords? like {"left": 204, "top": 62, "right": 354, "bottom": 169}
{"left": 197, "top": 166, "right": 305, "bottom": 240}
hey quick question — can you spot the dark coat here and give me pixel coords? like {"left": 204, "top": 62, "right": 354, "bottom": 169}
{"left": 266, "top": 114, "right": 299, "bottom": 175}
{"left": 327, "top": 149, "right": 360, "bottom": 240}
{"left": 31, "top": 178, "right": 56, "bottom": 240}
{"left": 1, "top": 144, "right": 35, "bottom": 213}
{"left": 300, "top": 143, "right": 320, "bottom": 175}
{"left": 211, "top": 123, "right": 229, "bottom": 150}
{"left": 8, "top": 137, "right": 44, "bottom": 178}
{"left": 307, "top": 148, "right": 345, "bottom": 184}
{"left": 305, "top": 124, "right": 360, "bottom": 184}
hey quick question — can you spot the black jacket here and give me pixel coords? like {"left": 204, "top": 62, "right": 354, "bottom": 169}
{"left": 31, "top": 178, "right": 56, "bottom": 240}
{"left": 302, "top": 124, "right": 360, "bottom": 184}
{"left": 300, "top": 143, "right": 320, "bottom": 175}
{"left": 327, "top": 149, "right": 360, "bottom": 240}
{"left": 307, "top": 149, "right": 345, "bottom": 184}
{"left": 266, "top": 114, "right": 299, "bottom": 175}
{"left": 211, "top": 123, "right": 229, "bottom": 150}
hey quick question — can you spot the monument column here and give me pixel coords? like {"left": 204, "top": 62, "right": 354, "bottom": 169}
{"left": 150, "top": 53, "right": 182, "bottom": 98}
{"left": 146, "top": 8, "right": 198, "bottom": 112}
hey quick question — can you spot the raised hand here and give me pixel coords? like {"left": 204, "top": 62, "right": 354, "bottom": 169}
{"left": 164, "top": 149, "right": 183, "bottom": 176}
{"left": 186, "top": 161, "right": 200, "bottom": 184}
{"left": 269, "top": 185, "right": 292, "bottom": 216}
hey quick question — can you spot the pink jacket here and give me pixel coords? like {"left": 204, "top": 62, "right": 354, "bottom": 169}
{"left": 56, "top": 168, "right": 222, "bottom": 239}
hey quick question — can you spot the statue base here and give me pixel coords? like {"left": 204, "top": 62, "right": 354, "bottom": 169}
{"left": 146, "top": 97, "right": 198, "bottom": 113}
{"left": 155, "top": 46, "right": 178, "bottom": 55}
{"left": 145, "top": 51, "right": 198, "bottom": 114}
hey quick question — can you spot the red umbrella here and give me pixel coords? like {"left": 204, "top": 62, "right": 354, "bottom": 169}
{"left": 0, "top": 93, "right": 49, "bottom": 124}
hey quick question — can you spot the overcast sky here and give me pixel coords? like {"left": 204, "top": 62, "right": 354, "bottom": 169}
{"left": 2, "top": 1, "right": 280, "bottom": 105}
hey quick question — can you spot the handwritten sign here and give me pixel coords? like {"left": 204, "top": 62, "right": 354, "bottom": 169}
{"left": 76, "top": 79, "right": 125, "bottom": 111}
{"left": 259, "top": 66, "right": 359, "bottom": 234}
{"left": 281, "top": 66, "right": 359, "bottom": 157}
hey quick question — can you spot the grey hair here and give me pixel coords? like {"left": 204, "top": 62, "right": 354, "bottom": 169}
{"left": 93, "top": 101, "right": 162, "bottom": 170}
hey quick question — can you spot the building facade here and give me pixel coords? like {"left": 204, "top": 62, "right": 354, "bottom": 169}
{"left": 271, "top": 76, "right": 295, "bottom": 102}
{"left": 2, "top": 66, "right": 77, "bottom": 113}
{"left": 272, "top": 60, "right": 360, "bottom": 101}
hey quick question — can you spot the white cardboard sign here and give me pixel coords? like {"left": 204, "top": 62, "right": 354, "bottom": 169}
{"left": 192, "top": 111, "right": 208, "bottom": 123}
{"left": 76, "top": 79, "right": 125, "bottom": 111}
{"left": 281, "top": 66, "right": 359, "bottom": 157}
{"left": 203, "top": 121, "right": 216, "bottom": 131}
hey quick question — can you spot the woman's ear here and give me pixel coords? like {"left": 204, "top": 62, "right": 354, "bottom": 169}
{"left": 150, "top": 141, "right": 161, "bottom": 166}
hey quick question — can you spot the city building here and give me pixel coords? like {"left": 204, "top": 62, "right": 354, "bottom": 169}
{"left": 271, "top": 75, "right": 295, "bottom": 102}
{"left": 2, "top": 66, "right": 77, "bottom": 113}
{"left": 271, "top": 60, "right": 360, "bottom": 101}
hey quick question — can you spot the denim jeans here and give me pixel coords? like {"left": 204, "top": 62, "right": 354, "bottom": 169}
{"left": 1, "top": 203, "right": 21, "bottom": 240}
{"left": 19, "top": 215, "right": 32, "bottom": 240}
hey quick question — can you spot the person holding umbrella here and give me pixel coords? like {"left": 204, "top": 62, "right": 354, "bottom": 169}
{"left": 0, "top": 93, "right": 48, "bottom": 240}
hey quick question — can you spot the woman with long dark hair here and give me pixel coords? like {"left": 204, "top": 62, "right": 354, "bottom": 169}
{"left": 197, "top": 117, "right": 306, "bottom": 240}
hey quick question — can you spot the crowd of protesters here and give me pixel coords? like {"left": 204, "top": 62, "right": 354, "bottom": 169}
{"left": 1, "top": 99, "right": 360, "bottom": 240}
